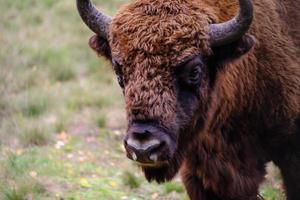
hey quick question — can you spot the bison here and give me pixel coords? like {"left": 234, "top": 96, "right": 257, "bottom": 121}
{"left": 76, "top": 0, "right": 300, "bottom": 199}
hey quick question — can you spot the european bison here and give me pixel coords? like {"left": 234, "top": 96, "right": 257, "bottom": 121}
{"left": 76, "top": 0, "right": 300, "bottom": 199}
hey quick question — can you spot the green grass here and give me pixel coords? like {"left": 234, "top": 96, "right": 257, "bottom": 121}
{"left": 1, "top": 179, "right": 45, "bottom": 200}
{"left": 163, "top": 182, "right": 185, "bottom": 194}
{"left": 20, "top": 126, "right": 51, "bottom": 146}
{"left": 19, "top": 94, "right": 50, "bottom": 118}
{"left": 122, "top": 171, "right": 142, "bottom": 189}
{"left": 94, "top": 115, "right": 107, "bottom": 128}
{"left": 0, "top": 0, "right": 285, "bottom": 199}
{"left": 261, "top": 186, "right": 283, "bottom": 200}
{"left": 0, "top": 151, "right": 48, "bottom": 200}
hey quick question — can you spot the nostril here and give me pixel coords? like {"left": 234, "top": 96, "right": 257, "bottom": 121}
{"left": 149, "top": 141, "right": 166, "bottom": 154}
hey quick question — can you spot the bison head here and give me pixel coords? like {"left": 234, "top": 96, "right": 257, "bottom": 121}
{"left": 77, "top": 0, "right": 255, "bottom": 182}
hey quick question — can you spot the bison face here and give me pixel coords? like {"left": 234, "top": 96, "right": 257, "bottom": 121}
{"left": 88, "top": 33, "right": 255, "bottom": 178}
{"left": 77, "top": 0, "right": 255, "bottom": 181}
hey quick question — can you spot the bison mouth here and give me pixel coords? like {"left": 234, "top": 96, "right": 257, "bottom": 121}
{"left": 123, "top": 122, "right": 176, "bottom": 167}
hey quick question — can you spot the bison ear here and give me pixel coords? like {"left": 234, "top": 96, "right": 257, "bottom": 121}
{"left": 89, "top": 35, "right": 112, "bottom": 60}
{"left": 209, "top": 34, "right": 256, "bottom": 66}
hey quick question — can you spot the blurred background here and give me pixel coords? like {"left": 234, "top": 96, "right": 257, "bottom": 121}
{"left": 0, "top": 0, "right": 285, "bottom": 199}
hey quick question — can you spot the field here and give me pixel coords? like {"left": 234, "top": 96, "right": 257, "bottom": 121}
{"left": 0, "top": 0, "right": 285, "bottom": 199}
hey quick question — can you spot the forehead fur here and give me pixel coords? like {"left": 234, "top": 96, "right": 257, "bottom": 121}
{"left": 110, "top": 0, "right": 214, "bottom": 65}
{"left": 108, "top": 0, "right": 217, "bottom": 127}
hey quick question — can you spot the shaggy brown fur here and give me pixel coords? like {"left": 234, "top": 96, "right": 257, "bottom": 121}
{"left": 88, "top": 0, "right": 300, "bottom": 199}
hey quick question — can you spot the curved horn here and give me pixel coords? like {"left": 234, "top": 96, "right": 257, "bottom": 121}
{"left": 209, "top": 0, "right": 254, "bottom": 46}
{"left": 76, "top": 0, "right": 112, "bottom": 39}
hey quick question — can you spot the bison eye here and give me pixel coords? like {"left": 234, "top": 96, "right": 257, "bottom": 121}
{"left": 187, "top": 66, "right": 202, "bottom": 86}
{"left": 112, "top": 59, "right": 125, "bottom": 88}
{"left": 117, "top": 75, "right": 125, "bottom": 88}
{"left": 177, "top": 56, "right": 203, "bottom": 89}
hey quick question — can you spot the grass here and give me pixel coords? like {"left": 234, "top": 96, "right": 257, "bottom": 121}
{"left": 0, "top": 0, "right": 285, "bottom": 199}
{"left": 20, "top": 126, "right": 51, "bottom": 146}
{"left": 1, "top": 178, "right": 45, "bottom": 200}
{"left": 0, "top": 151, "right": 47, "bottom": 200}
{"left": 95, "top": 115, "right": 107, "bottom": 128}
{"left": 122, "top": 171, "right": 142, "bottom": 189}
{"left": 19, "top": 93, "right": 50, "bottom": 118}
{"left": 163, "top": 182, "right": 185, "bottom": 194}
{"left": 261, "top": 186, "right": 283, "bottom": 200}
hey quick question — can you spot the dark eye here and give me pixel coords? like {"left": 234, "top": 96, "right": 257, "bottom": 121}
{"left": 112, "top": 59, "right": 125, "bottom": 88}
{"left": 187, "top": 66, "right": 202, "bottom": 86}
{"left": 117, "top": 75, "right": 125, "bottom": 88}
{"left": 177, "top": 56, "right": 203, "bottom": 88}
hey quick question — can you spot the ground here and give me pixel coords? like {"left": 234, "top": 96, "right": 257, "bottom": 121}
{"left": 0, "top": 0, "right": 285, "bottom": 199}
